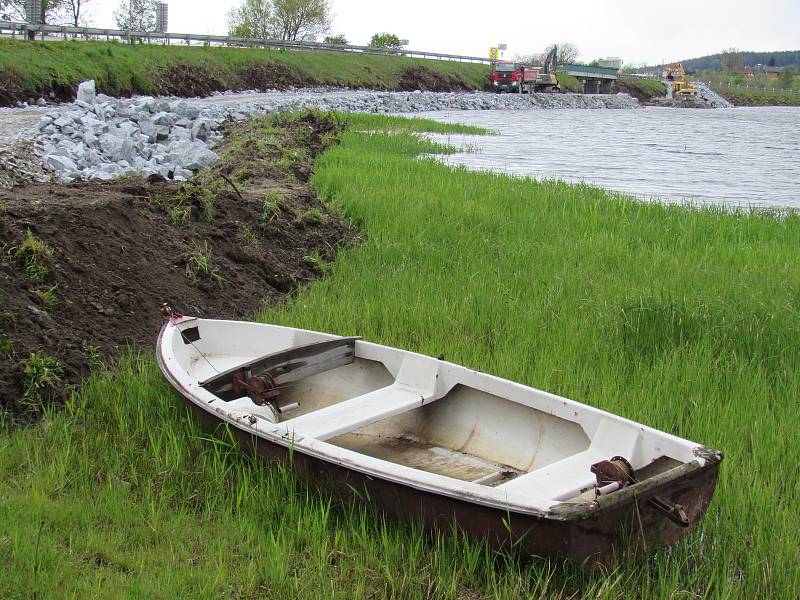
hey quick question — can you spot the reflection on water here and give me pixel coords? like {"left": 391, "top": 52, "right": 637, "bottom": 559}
{"left": 416, "top": 107, "right": 800, "bottom": 209}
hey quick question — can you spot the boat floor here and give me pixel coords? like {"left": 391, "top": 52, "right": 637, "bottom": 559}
{"left": 330, "top": 433, "right": 523, "bottom": 486}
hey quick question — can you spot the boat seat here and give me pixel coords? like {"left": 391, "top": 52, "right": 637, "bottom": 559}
{"left": 496, "top": 419, "right": 640, "bottom": 503}
{"left": 280, "top": 353, "right": 440, "bottom": 441}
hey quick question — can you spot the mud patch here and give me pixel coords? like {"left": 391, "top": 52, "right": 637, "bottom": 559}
{"left": 0, "top": 66, "right": 73, "bottom": 106}
{"left": 0, "top": 68, "right": 25, "bottom": 107}
{"left": 235, "top": 63, "right": 309, "bottom": 91}
{"left": 142, "top": 61, "right": 310, "bottom": 99}
{"left": 398, "top": 66, "right": 471, "bottom": 93}
{"left": 157, "top": 61, "right": 227, "bottom": 98}
{"left": 0, "top": 112, "right": 354, "bottom": 424}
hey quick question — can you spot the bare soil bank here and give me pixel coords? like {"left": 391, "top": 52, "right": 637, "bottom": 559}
{"left": 0, "top": 113, "right": 354, "bottom": 423}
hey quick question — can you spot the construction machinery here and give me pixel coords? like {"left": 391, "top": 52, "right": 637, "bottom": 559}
{"left": 662, "top": 63, "right": 698, "bottom": 97}
{"left": 491, "top": 46, "right": 560, "bottom": 93}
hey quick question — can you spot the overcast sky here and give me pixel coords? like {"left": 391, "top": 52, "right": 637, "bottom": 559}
{"left": 91, "top": 0, "right": 799, "bottom": 65}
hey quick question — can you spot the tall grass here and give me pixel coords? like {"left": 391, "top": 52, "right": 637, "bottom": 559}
{"left": 1, "top": 114, "right": 799, "bottom": 597}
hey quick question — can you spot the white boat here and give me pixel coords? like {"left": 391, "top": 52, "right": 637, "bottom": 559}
{"left": 157, "top": 307, "right": 722, "bottom": 567}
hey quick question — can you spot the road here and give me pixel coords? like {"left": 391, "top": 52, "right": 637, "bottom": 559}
{"left": 0, "top": 106, "right": 48, "bottom": 146}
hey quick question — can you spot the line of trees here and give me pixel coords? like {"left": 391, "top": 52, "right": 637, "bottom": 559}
{"left": 113, "top": 0, "right": 158, "bottom": 31}
{"left": 227, "top": 0, "right": 332, "bottom": 41}
{"left": 3, "top": 0, "right": 407, "bottom": 49}
{"left": 516, "top": 42, "right": 579, "bottom": 66}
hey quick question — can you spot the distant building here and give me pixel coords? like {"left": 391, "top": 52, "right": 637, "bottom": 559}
{"left": 764, "top": 66, "right": 784, "bottom": 79}
{"left": 737, "top": 67, "right": 755, "bottom": 77}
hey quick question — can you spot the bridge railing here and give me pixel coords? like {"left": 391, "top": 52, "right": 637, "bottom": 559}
{"left": 561, "top": 63, "right": 620, "bottom": 78}
{"left": 0, "top": 20, "right": 492, "bottom": 65}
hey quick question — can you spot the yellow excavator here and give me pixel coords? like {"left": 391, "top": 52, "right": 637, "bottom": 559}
{"left": 663, "top": 63, "right": 698, "bottom": 97}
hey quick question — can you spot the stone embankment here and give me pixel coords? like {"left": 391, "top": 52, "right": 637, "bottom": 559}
{"left": 19, "top": 83, "right": 640, "bottom": 183}
{"left": 648, "top": 82, "right": 733, "bottom": 109}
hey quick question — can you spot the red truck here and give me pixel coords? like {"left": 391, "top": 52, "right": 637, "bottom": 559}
{"left": 491, "top": 47, "right": 559, "bottom": 93}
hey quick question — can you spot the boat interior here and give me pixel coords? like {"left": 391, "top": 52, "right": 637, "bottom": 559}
{"left": 164, "top": 319, "right": 697, "bottom": 505}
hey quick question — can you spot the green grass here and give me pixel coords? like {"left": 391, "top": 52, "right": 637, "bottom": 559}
{"left": 1, "top": 114, "right": 799, "bottom": 597}
{"left": 5, "top": 228, "right": 53, "bottom": 280}
{"left": 556, "top": 71, "right": 582, "bottom": 92}
{"left": 712, "top": 85, "right": 800, "bottom": 106}
{"left": 0, "top": 39, "right": 489, "bottom": 102}
{"left": 624, "top": 78, "right": 667, "bottom": 97}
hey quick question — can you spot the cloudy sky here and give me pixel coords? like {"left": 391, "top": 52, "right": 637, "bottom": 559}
{"left": 92, "top": 0, "right": 799, "bottom": 65}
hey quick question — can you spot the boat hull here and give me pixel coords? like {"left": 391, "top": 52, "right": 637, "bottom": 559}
{"left": 178, "top": 387, "right": 720, "bottom": 569}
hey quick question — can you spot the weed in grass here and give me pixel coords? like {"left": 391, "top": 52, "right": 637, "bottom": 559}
{"left": 0, "top": 310, "right": 16, "bottom": 332}
{"left": 302, "top": 249, "right": 329, "bottom": 273}
{"left": 34, "top": 284, "right": 58, "bottom": 313}
{"left": 151, "top": 193, "right": 191, "bottom": 226}
{"left": 81, "top": 341, "right": 103, "bottom": 370}
{"left": 194, "top": 185, "right": 217, "bottom": 223}
{"left": 6, "top": 229, "right": 53, "bottom": 280}
{"left": 0, "top": 337, "right": 13, "bottom": 357}
{"left": 185, "top": 240, "right": 223, "bottom": 287}
{"left": 260, "top": 191, "right": 286, "bottom": 223}
{"left": 240, "top": 223, "right": 259, "bottom": 246}
{"left": 302, "top": 207, "right": 326, "bottom": 225}
{"left": 278, "top": 147, "right": 308, "bottom": 172}
{"left": 22, "top": 352, "right": 63, "bottom": 398}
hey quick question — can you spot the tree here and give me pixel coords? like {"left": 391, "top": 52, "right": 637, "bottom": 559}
{"left": 544, "top": 42, "right": 579, "bottom": 65}
{"left": 767, "top": 56, "right": 776, "bottom": 67}
{"left": 721, "top": 48, "right": 741, "bottom": 74}
{"left": 368, "top": 33, "right": 402, "bottom": 50}
{"left": 227, "top": 0, "right": 331, "bottom": 41}
{"left": 323, "top": 33, "right": 348, "bottom": 45}
{"left": 227, "top": 0, "right": 272, "bottom": 38}
{"left": 779, "top": 66, "right": 796, "bottom": 89}
{"left": 64, "top": 0, "right": 93, "bottom": 26}
{"left": 114, "top": 0, "right": 157, "bottom": 31}
{"left": 271, "top": 0, "right": 331, "bottom": 41}
{"left": 1, "top": 0, "right": 67, "bottom": 24}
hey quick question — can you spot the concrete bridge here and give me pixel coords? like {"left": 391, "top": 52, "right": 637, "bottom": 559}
{"left": 561, "top": 64, "right": 620, "bottom": 94}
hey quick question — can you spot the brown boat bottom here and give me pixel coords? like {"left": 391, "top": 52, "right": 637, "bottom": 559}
{"left": 330, "top": 432, "right": 524, "bottom": 486}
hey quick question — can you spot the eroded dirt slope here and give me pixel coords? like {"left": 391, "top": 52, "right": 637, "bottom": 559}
{"left": 0, "top": 112, "right": 354, "bottom": 422}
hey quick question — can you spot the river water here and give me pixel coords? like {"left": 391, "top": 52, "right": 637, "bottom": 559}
{"left": 418, "top": 106, "right": 800, "bottom": 209}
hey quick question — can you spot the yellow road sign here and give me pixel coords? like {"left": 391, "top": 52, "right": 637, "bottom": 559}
{"left": 490, "top": 47, "right": 498, "bottom": 61}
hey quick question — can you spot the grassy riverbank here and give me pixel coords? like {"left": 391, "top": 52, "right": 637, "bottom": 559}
{"left": 712, "top": 85, "right": 800, "bottom": 106}
{"left": 2, "top": 113, "right": 799, "bottom": 597}
{"left": 0, "top": 39, "right": 489, "bottom": 105}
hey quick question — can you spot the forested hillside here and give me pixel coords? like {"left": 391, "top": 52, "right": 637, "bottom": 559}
{"left": 680, "top": 50, "right": 800, "bottom": 72}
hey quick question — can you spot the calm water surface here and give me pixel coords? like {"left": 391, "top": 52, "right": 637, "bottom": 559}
{"left": 417, "top": 107, "right": 800, "bottom": 209}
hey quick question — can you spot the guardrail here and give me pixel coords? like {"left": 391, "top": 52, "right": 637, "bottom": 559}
{"left": 0, "top": 20, "right": 492, "bottom": 65}
{"left": 703, "top": 81, "right": 800, "bottom": 95}
{"left": 561, "top": 63, "right": 619, "bottom": 78}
